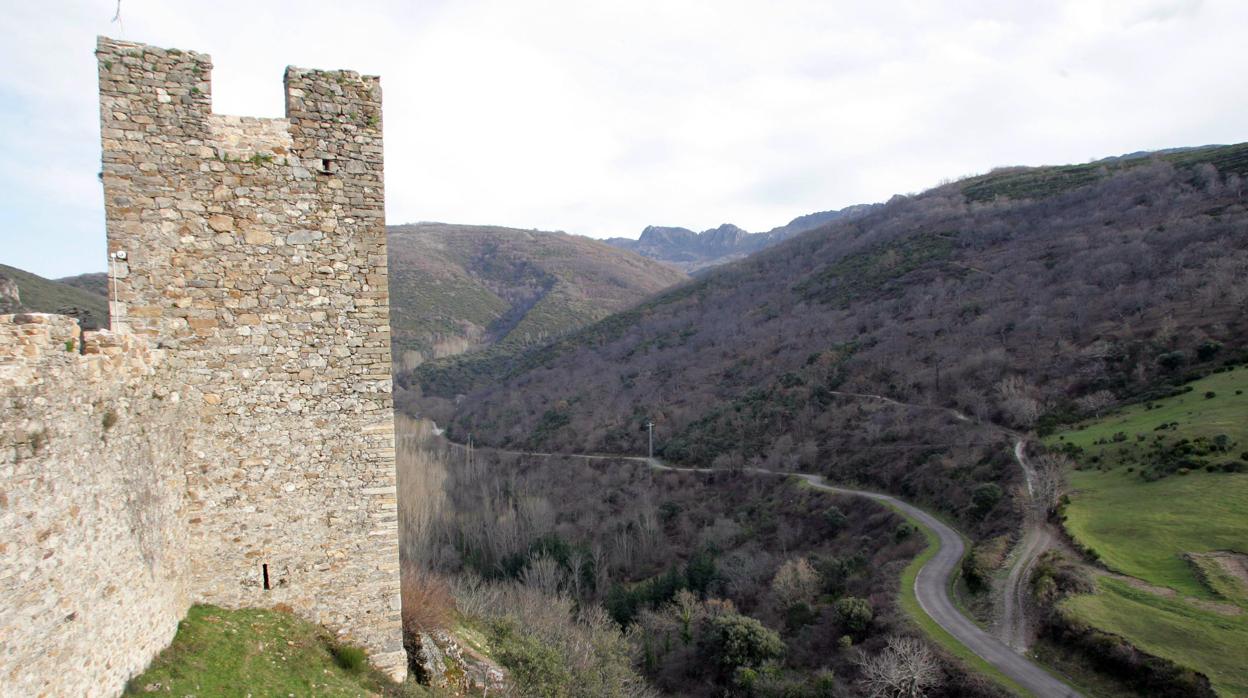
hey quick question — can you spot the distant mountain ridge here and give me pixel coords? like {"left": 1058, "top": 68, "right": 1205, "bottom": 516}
{"left": 0, "top": 264, "right": 109, "bottom": 328}
{"left": 605, "top": 204, "right": 878, "bottom": 272}
{"left": 387, "top": 222, "right": 687, "bottom": 370}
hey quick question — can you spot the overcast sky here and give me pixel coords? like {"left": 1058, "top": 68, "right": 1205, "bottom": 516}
{"left": 1, "top": 0, "right": 1245, "bottom": 278}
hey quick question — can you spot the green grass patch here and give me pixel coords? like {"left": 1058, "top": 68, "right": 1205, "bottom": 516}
{"left": 1188, "top": 554, "right": 1248, "bottom": 607}
{"left": 1049, "top": 368, "right": 1248, "bottom": 695}
{"left": 1062, "top": 578, "right": 1248, "bottom": 697}
{"left": 1059, "top": 469, "right": 1248, "bottom": 599}
{"left": 124, "top": 604, "right": 405, "bottom": 696}
{"left": 1053, "top": 367, "right": 1247, "bottom": 472}
{"left": 1048, "top": 367, "right": 1248, "bottom": 598}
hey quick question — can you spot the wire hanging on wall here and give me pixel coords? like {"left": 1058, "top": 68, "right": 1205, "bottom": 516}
{"left": 111, "top": 0, "right": 124, "bottom": 35}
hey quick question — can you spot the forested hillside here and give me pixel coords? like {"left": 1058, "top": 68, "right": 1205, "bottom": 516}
{"left": 54, "top": 271, "right": 108, "bottom": 299}
{"left": 398, "top": 422, "right": 1004, "bottom": 697}
{"left": 442, "top": 144, "right": 1248, "bottom": 533}
{"left": 387, "top": 224, "right": 686, "bottom": 398}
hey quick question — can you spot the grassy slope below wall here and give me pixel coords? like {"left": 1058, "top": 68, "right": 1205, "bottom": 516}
{"left": 124, "top": 605, "right": 419, "bottom": 697}
{"left": 1047, "top": 367, "right": 1248, "bottom": 696}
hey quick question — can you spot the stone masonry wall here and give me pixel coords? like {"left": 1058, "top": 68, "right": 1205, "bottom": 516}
{"left": 0, "top": 38, "right": 402, "bottom": 694}
{"left": 95, "top": 36, "right": 403, "bottom": 678}
{"left": 0, "top": 314, "right": 191, "bottom": 697}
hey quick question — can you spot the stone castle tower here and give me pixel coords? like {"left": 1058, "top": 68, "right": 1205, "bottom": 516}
{"left": 97, "top": 35, "right": 403, "bottom": 674}
{"left": 0, "top": 38, "right": 402, "bottom": 696}
{"left": 2, "top": 36, "right": 396, "bottom": 694}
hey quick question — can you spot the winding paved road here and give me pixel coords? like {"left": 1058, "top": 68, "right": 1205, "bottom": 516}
{"left": 821, "top": 392, "right": 1062, "bottom": 656}
{"left": 643, "top": 459, "right": 1081, "bottom": 697}
{"left": 445, "top": 439, "right": 1079, "bottom": 696}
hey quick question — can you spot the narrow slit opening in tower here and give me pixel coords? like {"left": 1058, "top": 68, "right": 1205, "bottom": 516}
{"left": 262, "top": 563, "right": 271, "bottom": 591}
{"left": 320, "top": 158, "right": 334, "bottom": 174}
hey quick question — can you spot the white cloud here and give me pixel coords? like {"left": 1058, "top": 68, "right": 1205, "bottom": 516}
{"left": 0, "top": 0, "right": 1245, "bottom": 277}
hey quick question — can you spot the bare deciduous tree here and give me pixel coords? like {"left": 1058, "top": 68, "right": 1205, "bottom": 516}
{"left": 1074, "top": 390, "right": 1115, "bottom": 418}
{"left": 1031, "top": 452, "right": 1073, "bottom": 514}
{"left": 859, "top": 636, "right": 942, "bottom": 698}
{"left": 996, "top": 376, "right": 1041, "bottom": 429}
{"left": 770, "top": 557, "right": 819, "bottom": 609}
{"left": 520, "top": 551, "right": 565, "bottom": 596}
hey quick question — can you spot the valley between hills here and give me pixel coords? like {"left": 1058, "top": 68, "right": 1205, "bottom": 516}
{"left": 13, "top": 142, "right": 1247, "bottom": 697}
{"left": 399, "top": 142, "right": 1248, "bottom": 697}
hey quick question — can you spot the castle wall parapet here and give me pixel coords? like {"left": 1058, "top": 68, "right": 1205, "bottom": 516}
{"left": 0, "top": 314, "right": 190, "bottom": 697}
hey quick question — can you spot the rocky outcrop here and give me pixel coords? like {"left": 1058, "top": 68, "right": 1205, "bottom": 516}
{"left": 0, "top": 274, "right": 20, "bottom": 313}
{"left": 410, "top": 629, "right": 508, "bottom": 695}
{"left": 606, "top": 204, "right": 878, "bottom": 272}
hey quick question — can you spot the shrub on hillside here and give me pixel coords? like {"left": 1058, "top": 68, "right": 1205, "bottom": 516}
{"left": 961, "top": 549, "right": 989, "bottom": 593}
{"left": 970, "top": 483, "right": 1003, "bottom": 520}
{"left": 812, "top": 554, "right": 852, "bottom": 598}
{"left": 451, "top": 576, "right": 654, "bottom": 697}
{"left": 893, "top": 522, "right": 917, "bottom": 542}
{"left": 1196, "top": 340, "right": 1223, "bottom": 361}
{"left": 329, "top": 643, "right": 368, "bottom": 674}
{"left": 697, "top": 612, "right": 785, "bottom": 679}
{"left": 1157, "top": 351, "right": 1187, "bottom": 371}
{"left": 833, "top": 597, "right": 873, "bottom": 635}
{"left": 823, "top": 505, "right": 847, "bottom": 533}
{"left": 489, "top": 619, "right": 572, "bottom": 695}
{"left": 401, "top": 563, "right": 455, "bottom": 635}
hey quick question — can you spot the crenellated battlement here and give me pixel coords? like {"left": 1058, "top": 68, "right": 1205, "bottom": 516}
{"left": 207, "top": 114, "right": 293, "bottom": 161}
{"left": 0, "top": 313, "right": 164, "bottom": 389}
{"left": 0, "top": 38, "right": 402, "bottom": 696}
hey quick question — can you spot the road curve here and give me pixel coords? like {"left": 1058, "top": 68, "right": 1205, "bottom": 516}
{"left": 645, "top": 460, "right": 1080, "bottom": 698}
{"left": 442, "top": 440, "right": 1079, "bottom": 696}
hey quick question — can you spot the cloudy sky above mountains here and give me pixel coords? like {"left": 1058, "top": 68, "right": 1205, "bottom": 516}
{"left": 2, "top": 0, "right": 1245, "bottom": 277}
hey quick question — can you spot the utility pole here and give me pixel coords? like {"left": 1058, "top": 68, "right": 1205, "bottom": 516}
{"left": 646, "top": 420, "right": 654, "bottom": 459}
{"left": 109, "top": 249, "right": 126, "bottom": 331}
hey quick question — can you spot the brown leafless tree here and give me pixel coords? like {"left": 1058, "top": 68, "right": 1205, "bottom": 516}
{"left": 859, "top": 636, "right": 942, "bottom": 698}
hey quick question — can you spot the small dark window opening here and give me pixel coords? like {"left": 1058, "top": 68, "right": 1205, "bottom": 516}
{"left": 262, "top": 563, "right": 271, "bottom": 591}
{"left": 319, "top": 158, "right": 336, "bottom": 174}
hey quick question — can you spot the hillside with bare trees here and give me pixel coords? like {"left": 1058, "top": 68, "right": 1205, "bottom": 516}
{"left": 397, "top": 420, "right": 1005, "bottom": 697}
{"left": 387, "top": 223, "right": 687, "bottom": 374}
{"left": 436, "top": 143, "right": 1248, "bottom": 535}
